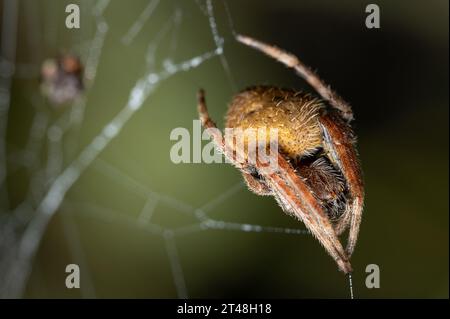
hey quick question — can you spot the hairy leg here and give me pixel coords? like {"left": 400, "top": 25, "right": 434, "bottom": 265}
{"left": 236, "top": 34, "right": 354, "bottom": 122}
{"left": 320, "top": 113, "right": 364, "bottom": 256}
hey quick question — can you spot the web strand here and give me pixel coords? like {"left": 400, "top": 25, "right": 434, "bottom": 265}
{"left": 0, "top": 0, "right": 19, "bottom": 211}
{"left": 122, "top": 0, "right": 161, "bottom": 45}
{"left": 348, "top": 273, "right": 354, "bottom": 299}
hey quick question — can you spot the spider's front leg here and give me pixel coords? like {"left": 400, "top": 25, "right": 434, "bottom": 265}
{"left": 197, "top": 89, "right": 225, "bottom": 150}
{"left": 198, "top": 90, "right": 270, "bottom": 194}
{"left": 262, "top": 154, "right": 352, "bottom": 273}
{"left": 241, "top": 171, "right": 273, "bottom": 196}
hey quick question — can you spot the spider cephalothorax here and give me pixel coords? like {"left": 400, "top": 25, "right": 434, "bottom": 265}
{"left": 197, "top": 35, "right": 364, "bottom": 274}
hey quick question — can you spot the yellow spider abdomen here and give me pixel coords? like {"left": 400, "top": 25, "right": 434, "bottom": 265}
{"left": 225, "top": 86, "right": 324, "bottom": 158}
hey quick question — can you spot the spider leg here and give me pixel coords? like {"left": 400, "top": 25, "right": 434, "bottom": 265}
{"left": 197, "top": 89, "right": 252, "bottom": 171}
{"left": 242, "top": 172, "right": 273, "bottom": 195}
{"left": 198, "top": 89, "right": 238, "bottom": 166}
{"left": 334, "top": 203, "right": 353, "bottom": 236}
{"left": 236, "top": 34, "right": 354, "bottom": 122}
{"left": 319, "top": 112, "right": 364, "bottom": 257}
{"left": 197, "top": 89, "right": 225, "bottom": 148}
{"left": 259, "top": 153, "right": 352, "bottom": 273}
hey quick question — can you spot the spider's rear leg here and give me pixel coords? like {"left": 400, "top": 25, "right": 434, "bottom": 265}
{"left": 236, "top": 34, "right": 354, "bottom": 122}
{"left": 319, "top": 112, "right": 364, "bottom": 256}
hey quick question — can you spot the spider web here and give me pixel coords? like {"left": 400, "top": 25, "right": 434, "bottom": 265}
{"left": 0, "top": 0, "right": 339, "bottom": 299}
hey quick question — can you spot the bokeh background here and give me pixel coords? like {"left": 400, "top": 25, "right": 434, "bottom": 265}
{"left": 0, "top": 0, "right": 448, "bottom": 298}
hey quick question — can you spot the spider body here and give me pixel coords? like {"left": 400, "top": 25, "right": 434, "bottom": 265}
{"left": 40, "top": 54, "right": 84, "bottom": 106}
{"left": 226, "top": 86, "right": 324, "bottom": 158}
{"left": 197, "top": 35, "right": 364, "bottom": 274}
{"left": 226, "top": 86, "right": 350, "bottom": 222}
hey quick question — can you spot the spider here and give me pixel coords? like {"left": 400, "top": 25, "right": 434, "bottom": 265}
{"left": 40, "top": 54, "right": 84, "bottom": 106}
{"left": 197, "top": 35, "right": 364, "bottom": 274}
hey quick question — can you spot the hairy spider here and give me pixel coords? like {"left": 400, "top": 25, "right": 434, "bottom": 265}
{"left": 197, "top": 35, "right": 364, "bottom": 274}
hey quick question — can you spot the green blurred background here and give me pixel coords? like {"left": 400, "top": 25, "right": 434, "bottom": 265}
{"left": 1, "top": 0, "right": 448, "bottom": 298}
